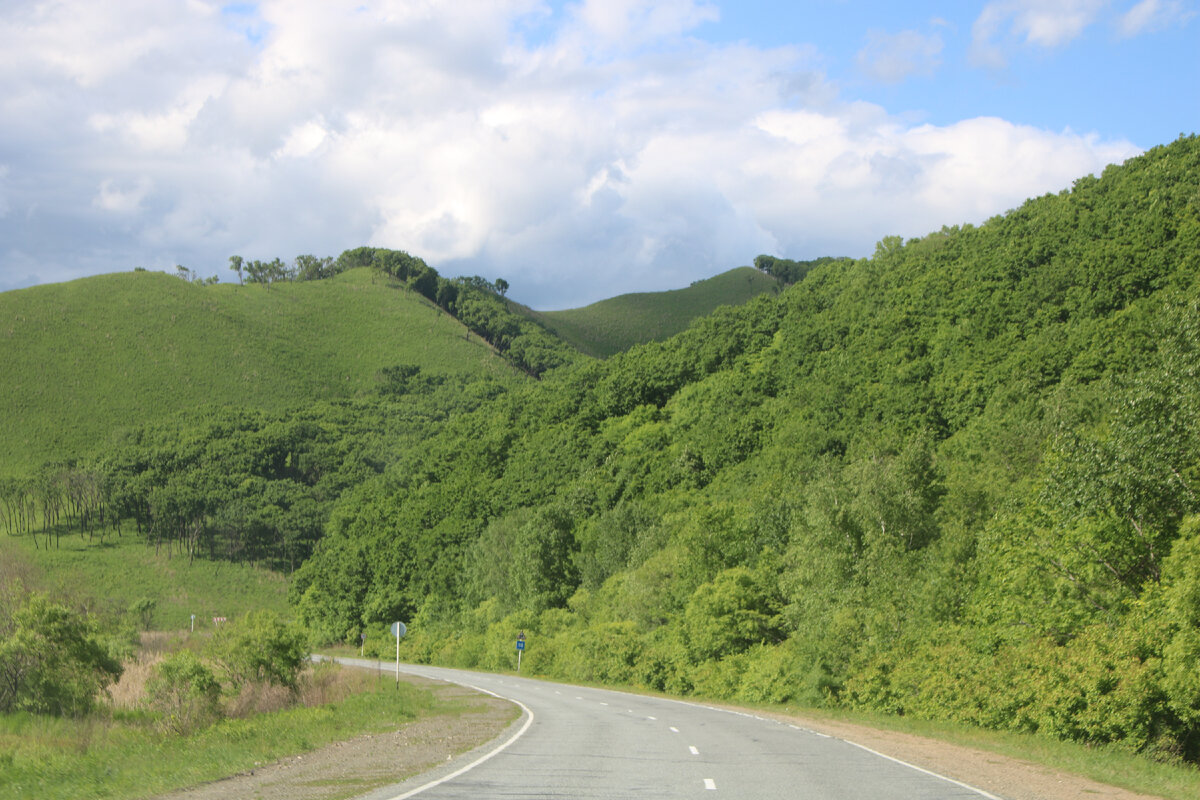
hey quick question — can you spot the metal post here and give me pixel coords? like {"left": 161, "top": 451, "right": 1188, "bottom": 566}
{"left": 395, "top": 631, "right": 400, "bottom": 687}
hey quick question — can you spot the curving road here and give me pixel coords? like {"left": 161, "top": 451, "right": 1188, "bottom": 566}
{"left": 332, "top": 658, "right": 1004, "bottom": 800}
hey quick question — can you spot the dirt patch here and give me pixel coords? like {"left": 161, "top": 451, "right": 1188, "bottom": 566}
{"left": 746, "top": 707, "right": 1164, "bottom": 800}
{"left": 147, "top": 676, "right": 518, "bottom": 800}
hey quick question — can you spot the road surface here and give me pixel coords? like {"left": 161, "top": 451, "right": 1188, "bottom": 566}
{"left": 328, "top": 658, "right": 1005, "bottom": 800}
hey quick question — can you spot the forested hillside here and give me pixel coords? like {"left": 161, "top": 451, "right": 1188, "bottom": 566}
{"left": 291, "top": 135, "right": 1200, "bottom": 761}
{"left": 4, "top": 135, "right": 1198, "bottom": 765}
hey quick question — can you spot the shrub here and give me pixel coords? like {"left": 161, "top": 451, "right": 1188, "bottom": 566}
{"left": 208, "top": 611, "right": 308, "bottom": 691}
{"left": 146, "top": 650, "right": 222, "bottom": 733}
{"left": 0, "top": 593, "right": 122, "bottom": 716}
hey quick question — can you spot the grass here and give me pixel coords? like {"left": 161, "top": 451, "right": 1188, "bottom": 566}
{"left": 0, "top": 525, "right": 288, "bottom": 631}
{"left": 0, "top": 268, "right": 519, "bottom": 477}
{"left": 0, "top": 667, "right": 442, "bottom": 800}
{"left": 532, "top": 267, "right": 780, "bottom": 357}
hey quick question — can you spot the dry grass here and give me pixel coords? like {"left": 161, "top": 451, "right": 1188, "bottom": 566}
{"left": 139, "top": 630, "right": 188, "bottom": 655}
{"left": 105, "top": 640, "right": 374, "bottom": 724}
{"left": 297, "top": 662, "right": 376, "bottom": 707}
{"left": 225, "top": 681, "right": 294, "bottom": 718}
{"left": 107, "top": 652, "right": 164, "bottom": 710}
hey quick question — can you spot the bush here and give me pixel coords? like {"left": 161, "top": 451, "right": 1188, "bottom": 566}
{"left": 146, "top": 650, "right": 222, "bottom": 733}
{"left": 208, "top": 611, "right": 308, "bottom": 691}
{"left": 0, "top": 593, "right": 122, "bottom": 716}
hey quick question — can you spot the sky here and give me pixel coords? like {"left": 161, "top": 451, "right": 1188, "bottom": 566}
{"left": 0, "top": 1, "right": 1196, "bottom": 309}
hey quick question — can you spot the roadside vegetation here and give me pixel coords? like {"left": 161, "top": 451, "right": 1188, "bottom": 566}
{"left": 0, "top": 576, "right": 440, "bottom": 800}
{"left": 2, "top": 133, "right": 1200, "bottom": 794}
{"left": 299, "top": 135, "right": 1200, "bottom": 765}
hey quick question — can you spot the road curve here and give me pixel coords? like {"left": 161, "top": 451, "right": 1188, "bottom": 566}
{"left": 332, "top": 657, "right": 1004, "bottom": 800}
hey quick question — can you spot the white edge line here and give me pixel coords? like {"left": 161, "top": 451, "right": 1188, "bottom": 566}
{"left": 654, "top": 697, "right": 1001, "bottom": 800}
{"left": 325, "top": 657, "right": 999, "bottom": 800}
{"left": 840, "top": 740, "right": 1005, "bottom": 800}
{"left": 379, "top": 681, "right": 534, "bottom": 800}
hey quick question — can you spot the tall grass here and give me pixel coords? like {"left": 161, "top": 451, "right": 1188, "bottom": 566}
{"left": 0, "top": 666, "right": 440, "bottom": 800}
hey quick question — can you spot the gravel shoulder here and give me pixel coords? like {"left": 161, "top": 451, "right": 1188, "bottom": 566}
{"left": 147, "top": 675, "right": 519, "bottom": 800}
{"left": 745, "top": 706, "right": 1165, "bottom": 800}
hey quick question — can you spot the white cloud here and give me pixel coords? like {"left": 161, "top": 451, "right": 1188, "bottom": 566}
{"left": 856, "top": 28, "right": 943, "bottom": 84}
{"left": 1117, "top": 0, "right": 1193, "bottom": 36}
{"left": 94, "top": 178, "right": 152, "bottom": 214}
{"left": 567, "top": 0, "right": 719, "bottom": 49}
{"left": 971, "top": 0, "right": 1106, "bottom": 67}
{"left": 0, "top": 1, "right": 1141, "bottom": 307}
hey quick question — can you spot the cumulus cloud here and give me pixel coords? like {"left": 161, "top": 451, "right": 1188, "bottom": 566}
{"left": 0, "top": 0, "right": 1140, "bottom": 308}
{"left": 856, "top": 28, "right": 944, "bottom": 84}
{"left": 971, "top": 0, "right": 1106, "bottom": 67}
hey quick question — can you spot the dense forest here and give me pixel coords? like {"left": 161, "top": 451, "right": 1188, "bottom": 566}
{"left": 291, "top": 135, "right": 1200, "bottom": 760}
{"left": 3, "top": 135, "right": 1198, "bottom": 763}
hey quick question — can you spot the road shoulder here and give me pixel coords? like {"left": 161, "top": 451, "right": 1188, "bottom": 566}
{"left": 147, "top": 675, "right": 520, "bottom": 800}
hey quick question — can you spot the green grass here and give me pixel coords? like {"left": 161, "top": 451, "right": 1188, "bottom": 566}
{"left": 0, "top": 675, "right": 447, "bottom": 800}
{"left": 0, "top": 268, "right": 519, "bottom": 476}
{"left": 0, "top": 527, "right": 288, "bottom": 631}
{"left": 532, "top": 267, "right": 781, "bottom": 357}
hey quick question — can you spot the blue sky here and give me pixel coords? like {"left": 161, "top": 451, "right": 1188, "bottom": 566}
{"left": 0, "top": 1, "right": 1195, "bottom": 308}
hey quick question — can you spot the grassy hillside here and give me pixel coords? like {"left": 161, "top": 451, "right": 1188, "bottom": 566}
{"left": 0, "top": 530, "right": 288, "bottom": 632}
{"left": 532, "top": 266, "right": 780, "bottom": 357}
{"left": 0, "top": 267, "right": 517, "bottom": 475}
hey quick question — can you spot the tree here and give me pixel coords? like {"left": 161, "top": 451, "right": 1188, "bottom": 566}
{"left": 495, "top": 278, "right": 509, "bottom": 297}
{"left": 0, "top": 593, "right": 123, "bottom": 716}
{"left": 229, "top": 255, "right": 244, "bottom": 285}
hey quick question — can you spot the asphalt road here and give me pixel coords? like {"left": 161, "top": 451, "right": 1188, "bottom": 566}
{"left": 333, "top": 658, "right": 1004, "bottom": 800}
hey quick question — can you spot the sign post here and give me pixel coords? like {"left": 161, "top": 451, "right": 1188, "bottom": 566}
{"left": 516, "top": 632, "right": 526, "bottom": 673}
{"left": 390, "top": 622, "right": 407, "bottom": 687}
{"left": 360, "top": 632, "right": 366, "bottom": 657}
{"left": 190, "top": 614, "right": 195, "bottom": 633}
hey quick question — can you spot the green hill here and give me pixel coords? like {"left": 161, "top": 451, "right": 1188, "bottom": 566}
{"left": 8, "top": 133, "right": 1200, "bottom": 780}
{"left": 0, "top": 267, "right": 517, "bottom": 475}
{"left": 532, "top": 267, "right": 781, "bottom": 357}
{"left": 293, "top": 136, "right": 1200, "bottom": 763}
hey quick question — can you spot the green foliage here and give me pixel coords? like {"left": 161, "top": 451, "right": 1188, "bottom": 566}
{"left": 753, "top": 254, "right": 849, "bottom": 284}
{"left": 207, "top": 611, "right": 308, "bottom": 691}
{"left": 128, "top": 598, "right": 156, "bottom": 632}
{"left": 316, "top": 135, "right": 1200, "bottom": 764}
{"left": 0, "top": 593, "right": 122, "bottom": 716}
{"left": 682, "top": 566, "right": 784, "bottom": 662}
{"left": 146, "top": 650, "right": 222, "bottom": 733}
